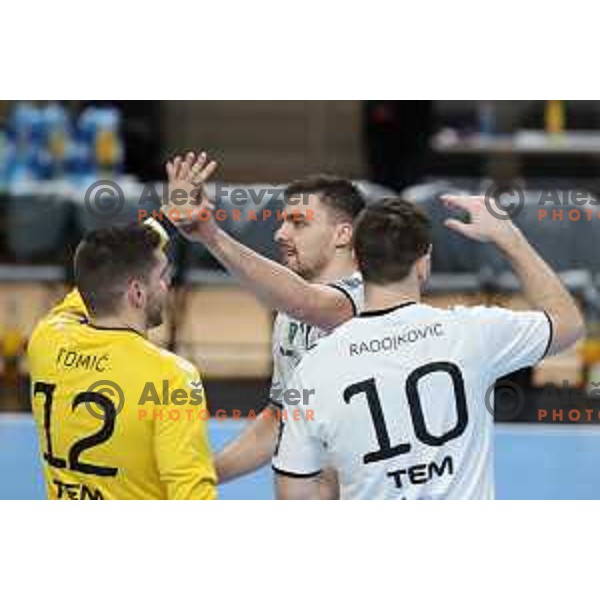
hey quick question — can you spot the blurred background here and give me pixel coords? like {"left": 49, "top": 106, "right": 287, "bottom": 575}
{"left": 1, "top": 100, "right": 600, "bottom": 499}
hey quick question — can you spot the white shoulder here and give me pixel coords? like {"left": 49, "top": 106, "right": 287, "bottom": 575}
{"left": 295, "top": 320, "right": 352, "bottom": 373}
{"left": 447, "top": 304, "right": 510, "bottom": 321}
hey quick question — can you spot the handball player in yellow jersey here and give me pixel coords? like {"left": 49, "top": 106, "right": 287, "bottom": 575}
{"left": 27, "top": 219, "right": 217, "bottom": 500}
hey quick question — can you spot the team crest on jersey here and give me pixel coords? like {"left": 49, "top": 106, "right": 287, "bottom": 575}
{"left": 288, "top": 322, "right": 299, "bottom": 345}
{"left": 286, "top": 322, "right": 315, "bottom": 349}
{"left": 340, "top": 275, "right": 362, "bottom": 290}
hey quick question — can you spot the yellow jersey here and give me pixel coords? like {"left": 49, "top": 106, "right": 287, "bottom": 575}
{"left": 27, "top": 289, "right": 217, "bottom": 500}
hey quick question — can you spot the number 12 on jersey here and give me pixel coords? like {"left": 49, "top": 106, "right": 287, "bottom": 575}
{"left": 34, "top": 381, "right": 118, "bottom": 477}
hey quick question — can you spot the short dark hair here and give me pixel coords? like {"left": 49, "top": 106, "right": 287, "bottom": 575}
{"left": 285, "top": 175, "right": 365, "bottom": 222}
{"left": 354, "top": 197, "right": 432, "bottom": 284}
{"left": 74, "top": 222, "right": 163, "bottom": 317}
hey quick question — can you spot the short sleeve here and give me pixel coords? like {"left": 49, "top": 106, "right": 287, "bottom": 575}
{"left": 269, "top": 353, "right": 284, "bottom": 408}
{"left": 153, "top": 364, "right": 217, "bottom": 499}
{"left": 271, "top": 369, "right": 323, "bottom": 478}
{"left": 269, "top": 316, "right": 285, "bottom": 407}
{"left": 464, "top": 306, "right": 553, "bottom": 379}
{"left": 328, "top": 273, "right": 364, "bottom": 316}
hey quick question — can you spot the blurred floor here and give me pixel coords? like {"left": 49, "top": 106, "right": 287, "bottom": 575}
{"left": 2, "top": 414, "right": 600, "bottom": 500}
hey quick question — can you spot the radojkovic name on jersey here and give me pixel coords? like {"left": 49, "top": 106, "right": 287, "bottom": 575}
{"left": 349, "top": 323, "right": 445, "bottom": 356}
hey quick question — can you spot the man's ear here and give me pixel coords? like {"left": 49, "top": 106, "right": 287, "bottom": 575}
{"left": 127, "top": 278, "right": 145, "bottom": 309}
{"left": 415, "top": 251, "right": 431, "bottom": 289}
{"left": 334, "top": 222, "right": 353, "bottom": 249}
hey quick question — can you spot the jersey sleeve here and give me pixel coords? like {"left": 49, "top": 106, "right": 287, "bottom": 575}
{"left": 328, "top": 273, "right": 364, "bottom": 316}
{"left": 269, "top": 353, "right": 284, "bottom": 408}
{"left": 271, "top": 368, "right": 324, "bottom": 478}
{"left": 153, "top": 362, "right": 217, "bottom": 500}
{"left": 268, "top": 316, "right": 284, "bottom": 408}
{"left": 463, "top": 305, "right": 553, "bottom": 379}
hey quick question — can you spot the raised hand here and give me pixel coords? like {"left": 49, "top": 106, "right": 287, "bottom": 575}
{"left": 439, "top": 195, "right": 520, "bottom": 247}
{"left": 164, "top": 151, "right": 219, "bottom": 240}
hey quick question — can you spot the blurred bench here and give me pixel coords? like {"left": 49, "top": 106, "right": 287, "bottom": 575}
{"left": 177, "top": 271, "right": 272, "bottom": 378}
{"left": 0, "top": 267, "right": 66, "bottom": 338}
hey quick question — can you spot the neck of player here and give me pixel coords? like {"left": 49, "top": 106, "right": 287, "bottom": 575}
{"left": 91, "top": 310, "right": 147, "bottom": 336}
{"left": 363, "top": 277, "right": 421, "bottom": 314}
{"left": 311, "top": 251, "right": 357, "bottom": 284}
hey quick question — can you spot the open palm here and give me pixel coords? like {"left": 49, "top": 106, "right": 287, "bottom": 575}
{"left": 164, "top": 151, "right": 218, "bottom": 238}
{"left": 440, "top": 195, "right": 519, "bottom": 245}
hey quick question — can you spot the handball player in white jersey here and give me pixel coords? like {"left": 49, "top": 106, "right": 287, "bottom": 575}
{"left": 165, "top": 153, "right": 365, "bottom": 496}
{"left": 273, "top": 195, "right": 584, "bottom": 499}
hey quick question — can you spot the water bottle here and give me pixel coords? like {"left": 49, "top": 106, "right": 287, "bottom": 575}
{"left": 95, "top": 107, "right": 124, "bottom": 177}
{"left": 477, "top": 101, "right": 496, "bottom": 138}
{"left": 41, "top": 102, "right": 71, "bottom": 179}
{"left": 0, "top": 129, "right": 14, "bottom": 191}
{"left": 8, "top": 102, "right": 44, "bottom": 185}
{"left": 78, "top": 106, "right": 124, "bottom": 179}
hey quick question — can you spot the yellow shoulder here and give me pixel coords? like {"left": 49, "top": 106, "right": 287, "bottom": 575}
{"left": 133, "top": 339, "right": 202, "bottom": 383}
{"left": 28, "top": 289, "right": 89, "bottom": 357}
{"left": 48, "top": 288, "right": 89, "bottom": 321}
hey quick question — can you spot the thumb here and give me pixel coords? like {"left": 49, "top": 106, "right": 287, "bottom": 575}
{"left": 444, "top": 218, "right": 474, "bottom": 238}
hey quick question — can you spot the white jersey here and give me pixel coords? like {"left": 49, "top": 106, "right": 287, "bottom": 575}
{"left": 269, "top": 272, "right": 363, "bottom": 408}
{"left": 272, "top": 302, "right": 552, "bottom": 500}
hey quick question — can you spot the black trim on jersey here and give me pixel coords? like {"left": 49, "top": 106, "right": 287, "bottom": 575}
{"left": 541, "top": 311, "right": 554, "bottom": 359}
{"left": 84, "top": 321, "right": 145, "bottom": 338}
{"left": 328, "top": 283, "right": 358, "bottom": 316}
{"left": 358, "top": 301, "right": 417, "bottom": 318}
{"left": 272, "top": 466, "right": 322, "bottom": 478}
{"left": 267, "top": 398, "right": 283, "bottom": 409}
{"left": 253, "top": 397, "right": 282, "bottom": 413}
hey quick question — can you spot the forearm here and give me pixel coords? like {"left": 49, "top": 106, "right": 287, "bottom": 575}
{"left": 318, "top": 468, "right": 340, "bottom": 500}
{"left": 194, "top": 226, "right": 348, "bottom": 328}
{"left": 276, "top": 475, "right": 322, "bottom": 500}
{"left": 497, "top": 228, "right": 574, "bottom": 311}
{"left": 215, "top": 412, "right": 279, "bottom": 483}
{"left": 207, "top": 226, "right": 316, "bottom": 313}
{"left": 496, "top": 227, "right": 585, "bottom": 350}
